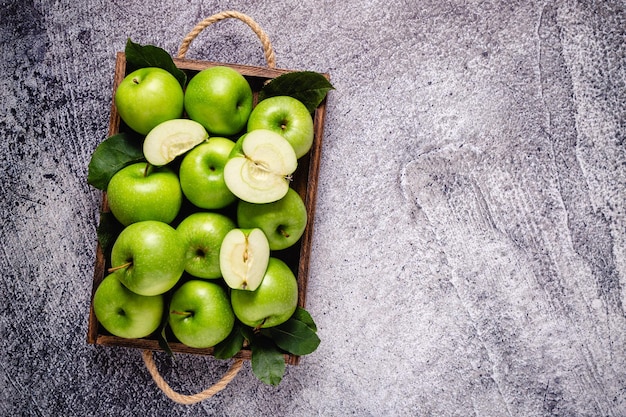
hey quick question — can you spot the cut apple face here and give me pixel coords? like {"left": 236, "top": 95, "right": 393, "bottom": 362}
{"left": 219, "top": 228, "right": 270, "bottom": 291}
{"left": 143, "top": 118, "right": 208, "bottom": 166}
{"left": 223, "top": 129, "right": 297, "bottom": 204}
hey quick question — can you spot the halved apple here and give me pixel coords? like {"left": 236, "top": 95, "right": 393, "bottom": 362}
{"left": 143, "top": 118, "right": 208, "bottom": 166}
{"left": 219, "top": 228, "right": 270, "bottom": 291}
{"left": 223, "top": 129, "right": 297, "bottom": 204}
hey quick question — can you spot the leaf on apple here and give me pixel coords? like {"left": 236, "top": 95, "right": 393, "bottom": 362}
{"left": 96, "top": 211, "right": 124, "bottom": 264}
{"left": 291, "top": 306, "right": 318, "bottom": 332}
{"left": 258, "top": 71, "right": 334, "bottom": 113}
{"left": 157, "top": 306, "right": 174, "bottom": 357}
{"left": 250, "top": 334, "right": 286, "bottom": 386}
{"left": 125, "top": 39, "right": 187, "bottom": 88}
{"left": 87, "top": 132, "right": 145, "bottom": 190}
{"left": 154, "top": 288, "right": 175, "bottom": 356}
{"left": 264, "top": 317, "right": 320, "bottom": 356}
{"left": 240, "top": 324, "right": 256, "bottom": 343}
{"left": 213, "top": 322, "right": 245, "bottom": 359}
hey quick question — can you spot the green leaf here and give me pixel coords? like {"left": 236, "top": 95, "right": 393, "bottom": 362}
{"left": 96, "top": 211, "right": 124, "bottom": 261}
{"left": 251, "top": 335, "right": 285, "bottom": 386}
{"left": 87, "top": 132, "right": 145, "bottom": 190}
{"left": 156, "top": 290, "right": 177, "bottom": 357}
{"left": 125, "top": 38, "right": 187, "bottom": 87}
{"left": 213, "top": 323, "right": 245, "bottom": 359}
{"left": 259, "top": 71, "right": 334, "bottom": 113}
{"left": 291, "top": 307, "right": 317, "bottom": 331}
{"left": 239, "top": 325, "right": 255, "bottom": 343}
{"left": 268, "top": 318, "right": 320, "bottom": 356}
{"left": 157, "top": 314, "right": 173, "bottom": 357}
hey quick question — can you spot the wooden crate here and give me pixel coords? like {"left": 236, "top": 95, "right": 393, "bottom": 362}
{"left": 87, "top": 52, "right": 328, "bottom": 366}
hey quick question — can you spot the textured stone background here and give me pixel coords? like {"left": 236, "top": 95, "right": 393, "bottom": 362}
{"left": 1, "top": 1, "right": 625, "bottom": 416}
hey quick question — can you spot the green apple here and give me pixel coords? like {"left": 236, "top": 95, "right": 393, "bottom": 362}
{"left": 114, "top": 67, "right": 184, "bottom": 135}
{"left": 110, "top": 220, "right": 186, "bottom": 296}
{"left": 223, "top": 129, "right": 297, "bottom": 204}
{"left": 237, "top": 187, "right": 307, "bottom": 250}
{"left": 168, "top": 280, "right": 235, "bottom": 348}
{"left": 247, "top": 95, "right": 314, "bottom": 159}
{"left": 231, "top": 257, "right": 298, "bottom": 328}
{"left": 143, "top": 118, "right": 208, "bottom": 166}
{"left": 93, "top": 272, "right": 164, "bottom": 339}
{"left": 176, "top": 212, "right": 236, "bottom": 279}
{"left": 179, "top": 137, "right": 237, "bottom": 209}
{"left": 219, "top": 228, "right": 270, "bottom": 291}
{"left": 184, "top": 66, "right": 253, "bottom": 136}
{"left": 106, "top": 162, "right": 183, "bottom": 226}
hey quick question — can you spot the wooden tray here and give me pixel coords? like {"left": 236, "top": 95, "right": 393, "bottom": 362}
{"left": 87, "top": 52, "right": 329, "bottom": 366}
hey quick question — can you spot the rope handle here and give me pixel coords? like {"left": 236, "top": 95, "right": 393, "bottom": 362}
{"left": 177, "top": 10, "right": 276, "bottom": 68}
{"left": 142, "top": 350, "right": 244, "bottom": 404}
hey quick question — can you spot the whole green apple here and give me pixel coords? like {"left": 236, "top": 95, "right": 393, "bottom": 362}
{"left": 179, "top": 137, "right": 237, "bottom": 209}
{"left": 106, "top": 162, "right": 183, "bottom": 226}
{"left": 237, "top": 187, "right": 307, "bottom": 250}
{"left": 176, "top": 212, "right": 236, "bottom": 279}
{"left": 184, "top": 66, "right": 253, "bottom": 136}
{"left": 93, "top": 272, "right": 164, "bottom": 339}
{"left": 169, "top": 280, "right": 235, "bottom": 348}
{"left": 114, "top": 67, "right": 184, "bottom": 135}
{"left": 110, "top": 220, "right": 186, "bottom": 296}
{"left": 230, "top": 257, "right": 298, "bottom": 328}
{"left": 247, "top": 95, "right": 314, "bottom": 159}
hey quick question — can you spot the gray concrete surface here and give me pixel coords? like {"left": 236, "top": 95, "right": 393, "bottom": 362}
{"left": 1, "top": 1, "right": 625, "bottom": 416}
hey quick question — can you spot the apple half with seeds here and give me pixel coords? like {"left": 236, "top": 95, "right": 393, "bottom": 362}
{"left": 219, "top": 228, "right": 270, "bottom": 291}
{"left": 143, "top": 118, "right": 208, "bottom": 166}
{"left": 223, "top": 129, "right": 297, "bottom": 204}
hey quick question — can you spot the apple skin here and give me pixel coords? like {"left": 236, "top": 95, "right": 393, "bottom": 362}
{"left": 176, "top": 212, "right": 236, "bottom": 279}
{"left": 247, "top": 95, "right": 314, "bottom": 159}
{"left": 168, "top": 280, "right": 235, "bottom": 348}
{"left": 230, "top": 257, "right": 299, "bottom": 328}
{"left": 106, "top": 162, "right": 183, "bottom": 226}
{"left": 184, "top": 66, "right": 253, "bottom": 136}
{"left": 111, "top": 220, "right": 186, "bottom": 296}
{"left": 179, "top": 137, "right": 237, "bottom": 209}
{"left": 237, "top": 187, "right": 307, "bottom": 250}
{"left": 114, "top": 67, "right": 184, "bottom": 135}
{"left": 93, "top": 272, "right": 164, "bottom": 339}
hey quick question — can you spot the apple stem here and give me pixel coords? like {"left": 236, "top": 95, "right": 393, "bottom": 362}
{"left": 253, "top": 318, "right": 267, "bottom": 332}
{"left": 143, "top": 162, "right": 151, "bottom": 177}
{"left": 170, "top": 310, "right": 193, "bottom": 317}
{"left": 107, "top": 261, "right": 132, "bottom": 273}
{"left": 278, "top": 227, "right": 290, "bottom": 238}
